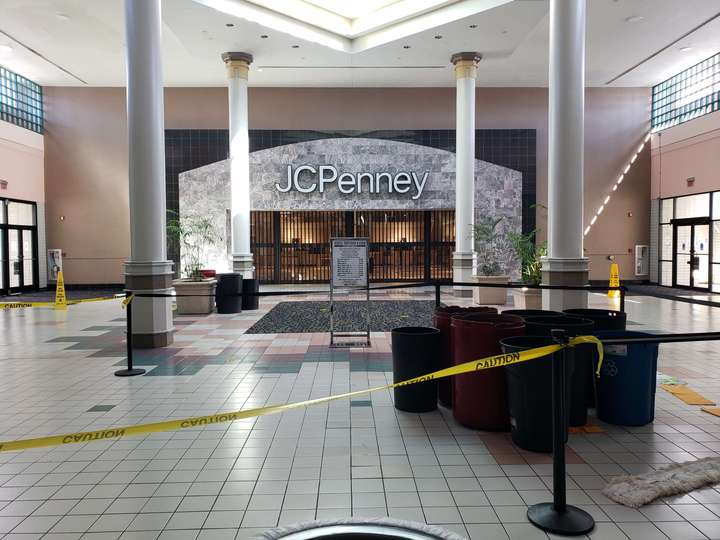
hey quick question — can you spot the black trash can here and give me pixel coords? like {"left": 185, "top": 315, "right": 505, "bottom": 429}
{"left": 501, "top": 336, "right": 568, "bottom": 452}
{"left": 595, "top": 331, "right": 659, "bottom": 426}
{"left": 564, "top": 309, "right": 627, "bottom": 331}
{"left": 242, "top": 278, "right": 260, "bottom": 311}
{"left": 215, "top": 273, "right": 242, "bottom": 314}
{"left": 392, "top": 327, "right": 441, "bottom": 413}
{"left": 524, "top": 316, "right": 595, "bottom": 427}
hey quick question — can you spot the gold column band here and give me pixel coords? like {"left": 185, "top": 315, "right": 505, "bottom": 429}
{"left": 225, "top": 60, "right": 249, "bottom": 80}
{"left": 454, "top": 59, "right": 478, "bottom": 80}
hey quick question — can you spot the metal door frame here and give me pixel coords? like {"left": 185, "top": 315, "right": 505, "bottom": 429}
{"left": 672, "top": 217, "right": 711, "bottom": 291}
{"left": 0, "top": 197, "right": 39, "bottom": 295}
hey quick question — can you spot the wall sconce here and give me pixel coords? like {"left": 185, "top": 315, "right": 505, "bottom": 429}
{"left": 0, "top": 179, "right": 7, "bottom": 190}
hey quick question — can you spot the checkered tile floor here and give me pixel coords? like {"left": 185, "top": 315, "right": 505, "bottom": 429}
{"left": 1, "top": 287, "right": 720, "bottom": 540}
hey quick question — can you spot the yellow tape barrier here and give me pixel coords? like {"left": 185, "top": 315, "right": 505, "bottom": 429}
{"left": 0, "top": 336, "right": 602, "bottom": 453}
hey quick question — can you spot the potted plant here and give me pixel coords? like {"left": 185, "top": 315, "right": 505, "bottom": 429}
{"left": 472, "top": 217, "right": 509, "bottom": 305}
{"left": 508, "top": 229, "right": 547, "bottom": 309}
{"left": 167, "top": 212, "right": 220, "bottom": 315}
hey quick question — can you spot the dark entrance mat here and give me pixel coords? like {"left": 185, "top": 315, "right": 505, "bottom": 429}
{"left": 246, "top": 300, "right": 436, "bottom": 334}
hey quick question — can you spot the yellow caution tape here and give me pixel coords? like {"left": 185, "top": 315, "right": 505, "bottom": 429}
{"left": 0, "top": 301, "right": 56, "bottom": 310}
{"left": 0, "top": 336, "right": 601, "bottom": 453}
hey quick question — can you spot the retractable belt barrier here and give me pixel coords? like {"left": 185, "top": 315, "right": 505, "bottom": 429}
{"left": 0, "top": 335, "right": 603, "bottom": 453}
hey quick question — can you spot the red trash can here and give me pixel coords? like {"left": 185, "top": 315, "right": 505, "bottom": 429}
{"left": 451, "top": 313, "right": 525, "bottom": 430}
{"left": 433, "top": 306, "right": 497, "bottom": 407}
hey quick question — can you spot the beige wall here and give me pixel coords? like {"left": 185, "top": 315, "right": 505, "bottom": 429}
{"left": 44, "top": 86, "right": 651, "bottom": 284}
{"left": 650, "top": 110, "right": 720, "bottom": 200}
{"left": 0, "top": 120, "right": 44, "bottom": 203}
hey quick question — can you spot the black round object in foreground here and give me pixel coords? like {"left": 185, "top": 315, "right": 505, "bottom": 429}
{"left": 392, "top": 326, "right": 441, "bottom": 413}
{"left": 527, "top": 503, "right": 595, "bottom": 536}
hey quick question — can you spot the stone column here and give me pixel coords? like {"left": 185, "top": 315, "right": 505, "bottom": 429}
{"left": 124, "top": 0, "right": 173, "bottom": 347}
{"left": 451, "top": 52, "right": 481, "bottom": 296}
{"left": 222, "top": 52, "right": 254, "bottom": 278}
{"left": 542, "top": 0, "right": 589, "bottom": 310}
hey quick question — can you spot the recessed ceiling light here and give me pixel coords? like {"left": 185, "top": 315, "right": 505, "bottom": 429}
{"left": 56, "top": 13, "right": 69, "bottom": 20}
{"left": 403, "top": 45, "right": 411, "bottom": 49}
{"left": 225, "top": 23, "right": 234, "bottom": 27}
{"left": 625, "top": 15, "right": 644, "bottom": 23}
{"left": 257, "top": 68, "right": 263, "bottom": 72}
{"left": 291, "top": 44, "right": 300, "bottom": 48}
{"left": 501, "top": 29, "right": 508, "bottom": 34}
{"left": 260, "top": 34, "right": 268, "bottom": 39}
{"left": 434, "top": 35, "right": 442, "bottom": 39}
{"left": 0, "top": 45, "right": 12, "bottom": 54}
{"left": 679, "top": 46, "right": 693, "bottom": 52}
{"left": 469, "top": 24, "right": 477, "bottom": 29}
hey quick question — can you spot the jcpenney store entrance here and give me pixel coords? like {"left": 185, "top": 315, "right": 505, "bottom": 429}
{"left": 251, "top": 210, "right": 454, "bottom": 283}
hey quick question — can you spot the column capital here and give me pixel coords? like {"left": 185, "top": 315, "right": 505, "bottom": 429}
{"left": 451, "top": 52, "right": 481, "bottom": 79}
{"left": 221, "top": 52, "right": 253, "bottom": 79}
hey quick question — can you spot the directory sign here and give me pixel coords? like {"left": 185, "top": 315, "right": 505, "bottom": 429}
{"left": 331, "top": 238, "right": 368, "bottom": 288}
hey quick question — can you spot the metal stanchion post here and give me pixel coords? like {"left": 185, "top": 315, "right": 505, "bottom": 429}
{"left": 620, "top": 287, "right": 626, "bottom": 313}
{"left": 434, "top": 282, "right": 441, "bottom": 308}
{"left": 115, "top": 291, "right": 146, "bottom": 377}
{"left": 526, "top": 329, "right": 594, "bottom": 535}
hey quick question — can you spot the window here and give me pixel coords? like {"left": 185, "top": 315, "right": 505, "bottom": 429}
{"left": 659, "top": 198, "right": 674, "bottom": 286}
{"left": 651, "top": 51, "right": 720, "bottom": 132}
{"left": 675, "top": 193, "right": 710, "bottom": 219}
{"left": 7, "top": 201, "right": 35, "bottom": 226}
{"left": 0, "top": 65, "right": 43, "bottom": 133}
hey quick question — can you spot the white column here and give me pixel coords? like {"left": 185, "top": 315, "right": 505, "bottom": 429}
{"left": 222, "top": 52, "right": 254, "bottom": 278}
{"left": 451, "top": 52, "right": 481, "bottom": 297}
{"left": 542, "top": 0, "right": 589, "bottom": 310}
{"left": 124, "top": 0, "right": 173, "bottom": 347}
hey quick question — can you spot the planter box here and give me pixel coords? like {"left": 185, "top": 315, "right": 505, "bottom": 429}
{"left": 173, "top": 278, "right": 217, "bottom": 315}
{"left": 472, "top": 275, "right": 509, "bottom": 305}
{"left": 511, "top": 287, "right": 542, "bottom": 310}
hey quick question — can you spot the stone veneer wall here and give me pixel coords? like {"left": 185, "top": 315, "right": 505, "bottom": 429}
{"left": 180, "top": 137, "right": 522, "bottom": 278}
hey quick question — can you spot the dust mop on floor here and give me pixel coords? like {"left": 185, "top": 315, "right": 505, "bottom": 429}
{"left": 603, "top": 457, "right": 720, "bottom": 508}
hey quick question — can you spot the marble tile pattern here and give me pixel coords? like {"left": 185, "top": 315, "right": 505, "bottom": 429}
{"left": 179, "top": 138, "right": 522, "bottom": 277}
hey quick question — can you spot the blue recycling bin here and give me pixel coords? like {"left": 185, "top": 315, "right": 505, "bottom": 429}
{"left": 595, "top": 331, "right": 659, "bottom": 426}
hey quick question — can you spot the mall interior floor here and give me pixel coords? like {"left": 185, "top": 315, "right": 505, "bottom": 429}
{"left": 0, "top": 287, "right": 719, "bottom": 540}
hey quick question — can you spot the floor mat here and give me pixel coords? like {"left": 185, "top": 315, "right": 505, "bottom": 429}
{"left": 246, "top": 300, "right": 435, "bottom": 334}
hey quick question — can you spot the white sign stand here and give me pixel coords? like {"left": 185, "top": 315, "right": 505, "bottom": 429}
{"left": 330, "top": 237, "right": 370, "bottom": 348}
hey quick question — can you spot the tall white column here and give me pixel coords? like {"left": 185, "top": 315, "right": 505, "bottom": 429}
{"left": 542, "top": 0, "right": 589, "bottom": 310}
{"left": 451, "top": 52, "right": 481, "bottom": 297}
{"left": 124, "top": 0, "right": 173, "bottom": 347}
{"left": 221, "top": 52, "right": 254, "bottom": 278}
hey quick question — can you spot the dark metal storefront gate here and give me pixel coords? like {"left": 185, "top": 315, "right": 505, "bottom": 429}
{"left": 251, "top": 210, "right": 454, "bottom": 283}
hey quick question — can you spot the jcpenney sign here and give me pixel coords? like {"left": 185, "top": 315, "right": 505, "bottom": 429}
{"left": 276, "top": 165, "right": 428, "bottom": 200}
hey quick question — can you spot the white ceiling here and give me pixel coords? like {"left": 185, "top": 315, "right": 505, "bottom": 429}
{"left": 0, "top": 0, "right": 718, "bottom": 87}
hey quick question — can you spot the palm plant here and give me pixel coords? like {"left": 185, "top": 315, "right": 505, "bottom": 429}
{"left": 472, "top": 216, "right": 504, "bottom": 276}
{"left": 167, "top": 211, "right": 221, "bottom": 280}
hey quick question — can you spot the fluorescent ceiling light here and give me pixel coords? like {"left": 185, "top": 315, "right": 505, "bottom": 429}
{"left": 0, "top": 44, "right": 12, "bottom": 54}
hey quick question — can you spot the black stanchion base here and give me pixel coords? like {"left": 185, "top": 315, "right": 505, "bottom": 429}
{"left": 114, "top": 368, "right": 146, "bottom": 377}
{"left": 527, "top": 503, "right": 594, "bottom": 536}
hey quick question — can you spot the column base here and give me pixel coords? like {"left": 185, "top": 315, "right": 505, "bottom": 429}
{"left": 453, "top": 252, "right": 477, "bottom": 297}
{"left": 232, "top": 253, "right": 255, "bottom": 279}
{"left": 125, "top": 260, "right": 175, "bottom": 349}
{"left": 541, "top": 257, "right": 589, "bottom": 311}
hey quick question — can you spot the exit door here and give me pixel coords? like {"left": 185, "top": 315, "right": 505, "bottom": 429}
{"left": 673, "top": 220, "right": 710, "bottom": 290}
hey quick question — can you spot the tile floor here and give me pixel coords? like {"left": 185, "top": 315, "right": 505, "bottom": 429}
{"left": 0, "top": 287, "right": 719, "bottom": 540}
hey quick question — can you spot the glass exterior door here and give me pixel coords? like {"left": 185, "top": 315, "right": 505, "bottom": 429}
{"left": 1, "top": 198, "right": 38, "bottom": 294}
{"left": 674, "top": 222, "right": 711, "bottom": 290}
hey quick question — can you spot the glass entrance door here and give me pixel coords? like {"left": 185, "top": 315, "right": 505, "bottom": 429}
{"left": 674, "top": 222, "right": 710, "bottom": 290}
{"left": 6, "top": 227, "right": 35, "bottom": 293}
